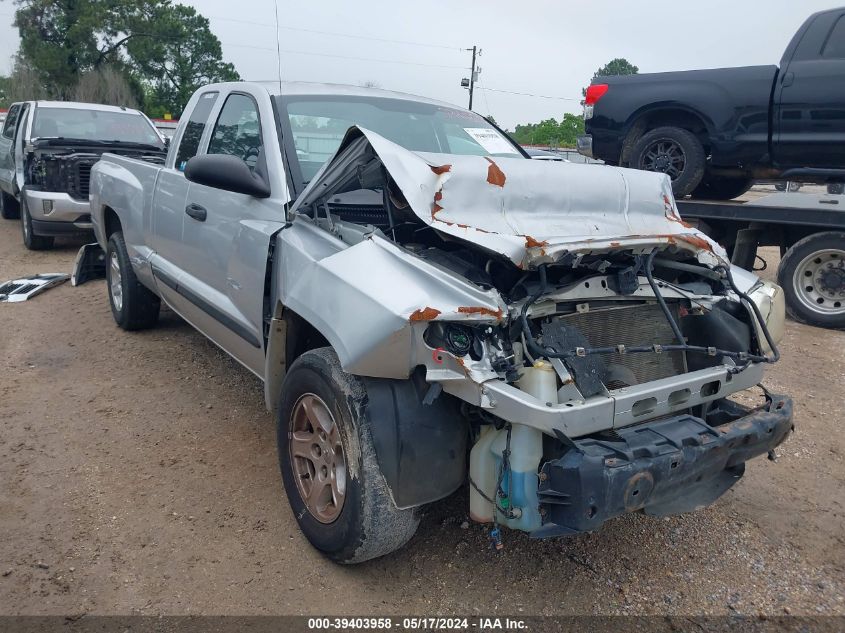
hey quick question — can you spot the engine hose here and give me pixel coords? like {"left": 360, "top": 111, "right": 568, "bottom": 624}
{"left": 644, "top": 250, "right": 686, "bottom": 345}
{"left": 717, "top": 264, "right": 781, "bottom": 363}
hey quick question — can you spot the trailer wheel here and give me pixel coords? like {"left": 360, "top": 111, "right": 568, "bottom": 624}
{"left": 630, "top": 126, "right": 706, "bottom": 197}
{"left": 691, "top": 175, "right": 753, "bottom": 201}
{"left": 106, "top": 231, "right": 160, "bottom": 330}
{"left": 277, "top": 347, "right": 419, "bottom": 564}
{"left": 778, "top": 232, "right": 845, "bottom": 329}
{"left": 1, "top": 192, "right": 20, "bottom": 220}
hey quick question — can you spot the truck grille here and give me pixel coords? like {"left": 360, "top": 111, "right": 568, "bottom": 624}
{"left": 326, "top": 203, "right": 389, "bottom": 227}
{"left": 560, "top": 302, "right": 686, "bottom": 388}
{"left": 72, "top": 161, "right": 96, "bottom": 200}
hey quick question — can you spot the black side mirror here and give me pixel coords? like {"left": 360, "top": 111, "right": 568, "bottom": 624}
{"left": 184, "top": 154, "right": 271, "bottom": 198}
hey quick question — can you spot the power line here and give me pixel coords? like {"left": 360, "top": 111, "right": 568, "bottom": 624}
{"left": 274, "top": 48, "right": 466, "bottom": 70}
{"left": 206, "top": 14, "right": 461, "bottom": 51}
{"left": 482, "top": 87, "right": 582, "bottom": 102}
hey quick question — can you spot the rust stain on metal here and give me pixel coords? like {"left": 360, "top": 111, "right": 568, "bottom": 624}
{"left": 431, "top": 190, "right": 444, "bottom": 219}
{"left": 457, "top": 306, "right": 504, "bottom": 319}
{"left": 485, "top": 158, "right": 506, "bottom": 187}
{"left": 430, "top": 164, "right": 452, "bottom": 175}
{"left": 663, "top": 194, "right": 693, "bottom": 228}
{"left": 409, "top": 307, "right": 441, "bottom": 322}
{"left": 524, "top": 235, "right": 549, "bottom": 249}
{"left": 676, "top": 233, "right": 714, "bottom": 253}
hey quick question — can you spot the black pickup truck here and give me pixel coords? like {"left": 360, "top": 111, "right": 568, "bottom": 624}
{"left": 578, "top": 7, "right": 845, "bottom": 199}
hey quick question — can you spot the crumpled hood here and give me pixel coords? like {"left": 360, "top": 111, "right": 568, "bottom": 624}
{"left": 291, "top": 127, "right": 728, "bottom": 268}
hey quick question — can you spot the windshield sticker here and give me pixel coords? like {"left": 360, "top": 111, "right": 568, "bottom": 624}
{"left": 463, "top": 127, "right": 519, "bottom": 155}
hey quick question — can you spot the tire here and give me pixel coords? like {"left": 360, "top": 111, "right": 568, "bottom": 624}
{"left": 827, "top": 183, "right": 844, "bottom": 195}
{"left": 1, "top": 191, "right": 20, "bottom": 220}
{"left": 277, "top": 348, "right": 419, "bottom": 564}
{"left": 20, "top": 196, "right": 54, "bottom": 250}
{"left": 777, "top": 232, "right": 845, "bottom": 329}
{"left": 629, "top": 126, "right": 706, "bottom": 198}
{"left": 691, "top": 175, "right": 753, "bottom": 201}
{"left": 106, "top": 231, "right": 160, "bottom": 330}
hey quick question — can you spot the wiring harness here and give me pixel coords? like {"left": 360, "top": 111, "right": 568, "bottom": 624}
{"left": 519, "top": 250, "right": 781, "bottom": 366}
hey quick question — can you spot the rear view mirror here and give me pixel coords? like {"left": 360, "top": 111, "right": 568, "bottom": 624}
{"left": 184, "top": 154, "right": 271, "bottom": 198}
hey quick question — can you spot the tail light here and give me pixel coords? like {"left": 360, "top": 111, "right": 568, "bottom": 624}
{"left": 583, "top": 83, "right": 609, "bottom": 120}
{"left": 584, "top": 84, "right": 609, "bottom": 105}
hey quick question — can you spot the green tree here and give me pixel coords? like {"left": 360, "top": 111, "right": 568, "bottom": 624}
{"left": 509, "top": 112, "right": 585, "bottom": 149}
{"left": 127, "top": 3, "right": 239, "bottom": 117}
{"left": 591, "top": 58, "right": 639, "bottom": 82}
{"left": 4, "top": 0, "right": 240, "bottom": 115}
{"left": 7, "top": 0, "right": 140, "bottom": 98}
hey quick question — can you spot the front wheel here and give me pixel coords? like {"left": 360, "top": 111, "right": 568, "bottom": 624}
{"left": 277, "top": 348, "right": 419, "bottom": 563}
{"left": 777, "top": 232, "right": 845, "bottom": 329}
{"left": 20, "top": 196, "right": 54, "bottom": 250}
{"left": 106, "top": 231, "right": 161, "bottom": 330}
{"left": 629, "top": 126, "right": 706, "bottom": 198}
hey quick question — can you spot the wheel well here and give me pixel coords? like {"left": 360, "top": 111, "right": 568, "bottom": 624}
{"left": 264, "top": 304, "right": 332, "bottom": 413}
{"left": 621, "top": 108, "right": 710, "bottom": 165}
{"left": 284, "top": 309, "right": 330, "bottom": 368}
{"left": 103, "top": 206, "right": 122, "bottom": 238}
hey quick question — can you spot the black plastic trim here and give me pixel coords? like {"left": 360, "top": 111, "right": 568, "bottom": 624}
{"left": 533, "top": 393, "right": 794, "bottom": 538}
{"left": 152, "top": 267, "right": 261, "bottom": 348}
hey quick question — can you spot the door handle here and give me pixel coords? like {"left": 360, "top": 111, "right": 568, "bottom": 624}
{"left": 781, "top": 72, "right": 794, "bottom": 87}
{"left": 185, "top": 202, "right": 207, "bottom": 222}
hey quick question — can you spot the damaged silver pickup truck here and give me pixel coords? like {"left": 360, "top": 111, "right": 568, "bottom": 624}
{"left": 86, "top": 82, "right": 793, "bottom": 563}
{"left": 0, "top": 100, "right": 166, "bottom": 250}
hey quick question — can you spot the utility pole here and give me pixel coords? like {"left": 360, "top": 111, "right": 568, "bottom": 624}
{"left": 461, "top": 46, "right": 480, "bottom": 111}
{"left": 468, "top": 45, "right": 477, "bottom": 110}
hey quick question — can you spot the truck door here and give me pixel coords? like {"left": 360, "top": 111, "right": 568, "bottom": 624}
{"left": 773, "top": 10, "right": 845, "bottom": 167}
{"left": 0, "top": 103, "right": 23, "bottom": 194}
{"left": 175, "top": 91, "right": 285, "bottom": 375}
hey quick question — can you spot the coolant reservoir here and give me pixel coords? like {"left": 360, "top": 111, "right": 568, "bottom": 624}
{"left": 517, "top": 360, "right": 558, "bottom": 405}
{"left": 469, "top": 426, "right": 499, "bottom": 522}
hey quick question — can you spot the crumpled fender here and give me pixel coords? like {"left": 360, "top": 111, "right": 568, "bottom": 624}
{"left": 275, "top": 218, "right": 505, "bottom": 379}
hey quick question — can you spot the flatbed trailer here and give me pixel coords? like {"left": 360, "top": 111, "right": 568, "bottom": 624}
{"left": 678, "top": 191, "right": 845, "bottom": 329}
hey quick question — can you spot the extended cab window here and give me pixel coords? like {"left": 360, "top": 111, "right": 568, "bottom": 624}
{"left": 822, "top": 15, "right": 845, "bottom": 58}
{"left": 175, "top": 91, "right": 218, "bottom": 171}
{"left": 207, "top": 93, "right": 262, "bottom": 169}
{"left": 2, "top": 104, "right": 21, "bottom": 139}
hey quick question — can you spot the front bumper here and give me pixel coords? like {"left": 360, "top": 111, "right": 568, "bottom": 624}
{"left": 24, "top": 190, "right": 93, "bottom": 232}
{"left": 576, "top": 134, "right": 593, "bottom": 158}
{"left": 532, "top": 392, "right": 793, "bottom": 537}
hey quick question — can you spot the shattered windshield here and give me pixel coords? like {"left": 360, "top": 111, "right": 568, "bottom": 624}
{"left": 279, "top": 95, "right": 522, "bottom": 184}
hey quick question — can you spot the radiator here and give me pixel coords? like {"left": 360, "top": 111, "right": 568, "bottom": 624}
{"left": 559, "top": 302, "right": 687, "bottom": 389}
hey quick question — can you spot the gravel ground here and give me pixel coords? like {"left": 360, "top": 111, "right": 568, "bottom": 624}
{"left": 0, "top": 211, "right": 843, "bottom": 617}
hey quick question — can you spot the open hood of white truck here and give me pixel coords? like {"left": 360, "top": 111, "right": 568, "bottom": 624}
{"left": 290, "top": 127, "right": 728, "bottom": 269}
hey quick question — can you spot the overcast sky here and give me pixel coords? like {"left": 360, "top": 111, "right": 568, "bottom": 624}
{"left": 0, "top": 1, "right": 840, "bottom": 128}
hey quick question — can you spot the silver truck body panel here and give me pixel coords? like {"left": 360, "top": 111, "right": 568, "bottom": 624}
{"left": 292, "top": 127, "right": 729, "bottom": 269}
{"left": 24, "top": 190, "right": 92, "bottom": 226}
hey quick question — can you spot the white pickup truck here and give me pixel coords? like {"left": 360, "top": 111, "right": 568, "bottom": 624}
{"left": 86, "top": 81, "right": 793, "bottom": 563}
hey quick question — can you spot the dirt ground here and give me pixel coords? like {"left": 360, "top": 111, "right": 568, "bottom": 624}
{"left": 0, "top": 210, "right": 843, "bottom": 617}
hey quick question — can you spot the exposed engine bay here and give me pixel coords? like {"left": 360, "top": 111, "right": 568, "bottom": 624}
{"left": 25, "top": 140, "right": 165, "bottom": 199}
{"left": 276, "top": 126, "right": 791, "bottom": 537}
